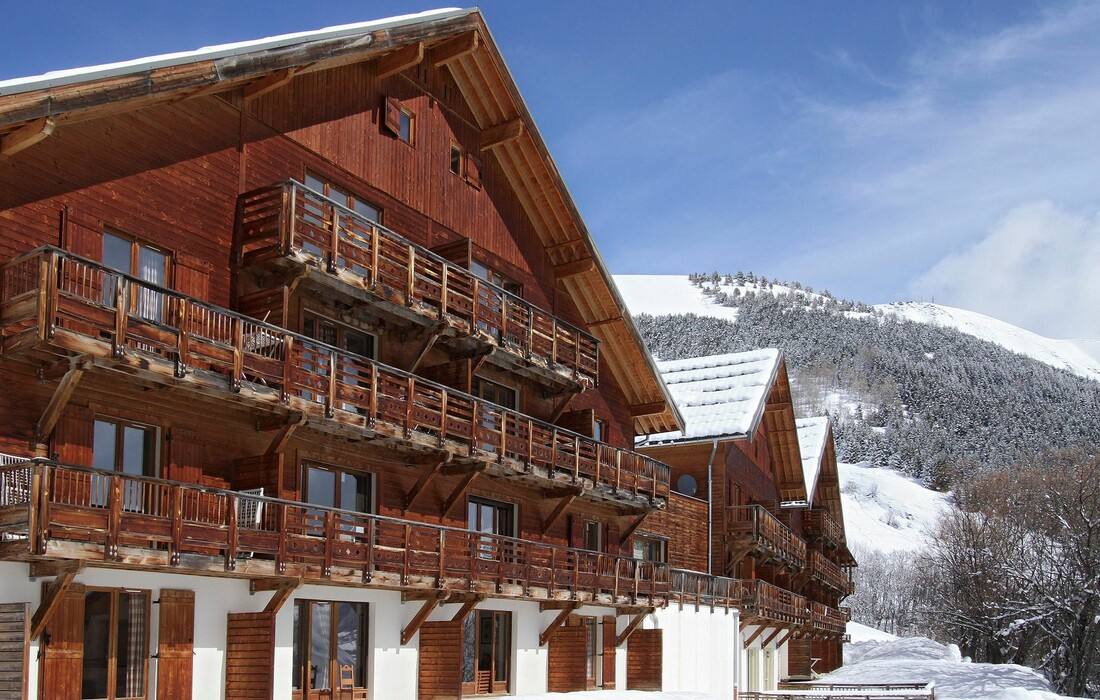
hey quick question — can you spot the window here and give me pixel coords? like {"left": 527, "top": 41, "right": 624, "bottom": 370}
{"left": 384, "top": 97, "right": 415, "bottom": 144}
{"left": 450, "top": 144, "right": 464, "bottom": 175}
{"left": 472, "top": 376, "right": 517, "bottom": 410}
{"left": 81, "top": 588, "right": 150, "bottom": 700}
{"left": 303, "top": 463, "right": 372, "bottom": 514}
{"left": 303, "top": 172, "right": 382, "bottom": 223}
{"left": 102, "top": 230, "right": 168, "bottom": 322}
{"left": 593, "top": 418, "right": 609, "bottom": 443}
{"left": 470, "top": 260, "right": 522, "bottom": 297}
{"left": 93, "top": 418, "right": 159, "bottom": 510}
{"left": 632, "top": 535, "right": 667, "bottom": 564}
{"left": 583, "top": 520, "right": 603, "bottom": 552}
{"left": 293, "top": 600, "right": 368, "bottom": 695}
{"left": 462, "top": 610, "right": 511, "bottom": 695}
{"left": 303, "top": 313, "right": 376, "bottom": 359}
{"left": 584, "top": 616, "right": 598, "bottom": 688}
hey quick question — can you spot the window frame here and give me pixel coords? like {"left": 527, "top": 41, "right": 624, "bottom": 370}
{"left": 81, "top": 586, "right": 152, "bottom": 700}
{"left": 632, "top": 534, "right": 668, "bottom": 564}
{"left": 300, "top": 461, "right": 375, "bottom": 516}
{"left": 302, "top": 311, "right": 378, "bottom": 360}
{"left": 303, "top": 171, "right": 383, "bottom": 225}
{"left": 292, "top": 599, "right": 369, "bottom": 695}
{"left": 472, "top": 375, "right": 518, "bottom": 411}
{"left": 450, "top": 142, "right": 465, "bottom": 176}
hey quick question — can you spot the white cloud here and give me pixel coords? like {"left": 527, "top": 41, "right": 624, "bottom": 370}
{"left": 911, "top": 202, "right": 1100, "bottom": 339}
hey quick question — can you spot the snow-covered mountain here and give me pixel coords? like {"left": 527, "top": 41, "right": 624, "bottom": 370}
{"left": 615, "top": 275, "right": 1100, "bottom": 382}
{"left": 838, "top": 462, "right": 948, "bottom": 553}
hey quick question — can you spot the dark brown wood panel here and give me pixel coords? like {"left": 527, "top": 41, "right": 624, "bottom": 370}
{"left": 547, "top": 624, "right": 587, "bottom": 693}
{"left": 224, "top": 611, "right": 274, "bottom": 700}
{"left": 53, "top": 404, "right": 94, "bottom": 467}
{"left": 602, "top": 616, "right": 616, "bottom": 689}
{"left": 786, "top": 637, "right": 812, "bottom": 679}
{"left": 39, "top": 583, "right": 85, "bottom": 700}
{"left": 626, "top": 628, "right": 662, "bottom": 691}
{"left": 156, "top": 589, "right": 195, "bottom": 699}
{"left": 0, "top": 603, "right": 28, "bottom": 700}
{"left": 417, "top": 621, "right": 462, "bottom": 700}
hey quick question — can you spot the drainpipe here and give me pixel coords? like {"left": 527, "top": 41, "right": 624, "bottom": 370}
{"left": 705, "top": 438, "right": 720, "bottom": 575}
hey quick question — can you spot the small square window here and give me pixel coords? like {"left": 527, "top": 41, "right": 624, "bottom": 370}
{"left": 384, "top": 96, "right": 414, "bottom": 144}
{"left": 398, "top": 109, "right": 413, "bottom": 143}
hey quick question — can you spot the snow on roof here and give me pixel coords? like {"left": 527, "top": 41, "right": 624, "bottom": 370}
{"left": 796, "top": 417, "right": 829, "bottom": 500}
{"left": 0, "top": 8, "right": 470, "bottom": 96}
{"left": 638, "top": 349, "right": 781, "bottom": 445}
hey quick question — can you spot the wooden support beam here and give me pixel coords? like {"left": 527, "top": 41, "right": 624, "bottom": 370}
{"left": 404, "top": 455, "right": 450, "bottom": 511}
{"left": 554, "top": 258, "right": 595, "bottom": 281}
{"left": 470, "top": 348, "right": 493, "bottom": 377}
{"left": 29, "top": 560, "right": 85, "bottom": 579}
{"left": 480, "top": 118, "right": 524, "bottom": 150}
{"left": 772, "top": 630, "right": 793, "bottom": 648}
{"left": 431, "top": 31, "right": 479, "bottom": 66}
{"left": 615, "top": 609, "right": 652, "bottom": 647}
{"left": 618, "top": 511, "right": 651, "bottom": 548}
{"left": 243, "top": 68, "right": 299, "bottom": 101}
{"left": 253, "top": 577, "right": 301, "bottom": 614}
{"left": 539, "top": 603, "right": 579, "bottom": 646}
{"left": 549, "top": 390, "right": 580, "bottom": 424}
{"left": 744, "top": 625, "right": 769, "bottom": 646}
{"left": 760, "top": 627, "right": 784, "bottom": 649}
{"left": 377, "top": 42, "right": 425, "bottom": 79}
{"left": 30, "top": 565, "right": 83, "bottom": 640}
{"left": 541, "top": 489, "right": 581, "bottom": 536}
{"left": 408, "top": 325, "right": 445, "bottom": 375}
{"left": 1, "top": 117, "right": 55, "bottom": 157}
{"left": 628, "top": 401, "right": 667, "bottom": 418}
{"left": 586, "top": 316, "right": 622, "bottom": 329}
{"left": 442, "top": 467, "right": 483, "bottom": 518}
{"left": 402, "top": 596, "right": 441, "bottom": 645}
{"left": 264, "top": 414, "right": 307, "bottom": 456}
{"left": 449, "top": 596, "right": 483, "bottom": 624}
{"left": 35, "top": 360, "right": 87, "bottom": 443}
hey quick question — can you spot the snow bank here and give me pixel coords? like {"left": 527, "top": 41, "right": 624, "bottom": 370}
{"left": 512, "top": 693, "right": 720, "bottom": 700}
{"left": 848, "top": 621, "right": 898, "bottom": 644}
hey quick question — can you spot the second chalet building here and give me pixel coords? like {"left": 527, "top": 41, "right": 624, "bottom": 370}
{"left": 0, "top": 8, "right": 854, "bottom": 700}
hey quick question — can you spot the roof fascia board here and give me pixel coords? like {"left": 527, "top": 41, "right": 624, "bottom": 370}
{"left": 744, "top": 351, "right": 785, "bottom": 439}
{"left": 0, "top": 8, "right": 475, "bottom": 97}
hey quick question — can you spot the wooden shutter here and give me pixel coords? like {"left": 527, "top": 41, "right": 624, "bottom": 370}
{"left": 465, "top": 153, "right": 483, "bottom": 190}
{"left": 174, "top": 255, "right": 210, "bottom": 303}
{"left": 53, "top": 404, "right": 94, "bottom": 466}
{"left": 417, "top": 621, "right": 462, "bottom": 700}
{"left": 557, "top": 409, "right": 594, "bottom": 437}
{"left": 383, "top": 97, "right": 402, "bottom": 135}
{"left": 168, "top": 428, "right": 203, "bottom": 484}
{"left": 61, "top": 207, "right": 103, "bottom": 261}
{"left": 606, "top": 521, "right": 621, "bottom": 555}
{"left": 601, "top": 616, "right": 616, "bottom": 689}
{"left": 0, "top": 603, "right": 29, "bottom": 700}
{"left": 156, "top": 589, "right": 195, "bottom": 699}
{"left": 786, "top": 637, "right": 812, "bottom": 679}
{"left": 39, "top": 583, "right": 85, "bottom": 700}
{"left": 625, "top": 628, "right": 662, "bottom": 691}
{"left": 225, "top": 611, "right": 274, "bottom": 700}
{"left": 547, "top": 623, "right": 587, "bottom": 692}
{"left": 568, "top": 515, "right": 585, "bottom": 549}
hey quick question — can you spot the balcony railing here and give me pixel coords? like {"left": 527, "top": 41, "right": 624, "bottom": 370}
{"left": 0, "top": 460, "right": 668, "bottom": 606}
{"left": 808, "top": 601, "right": 849, "bottom": 637}
{"left": 0, "top": 247, "right": 669, "bottom": 504}
{"left": 804, "top": 507, "right": 844, "bottom": 548}
{"left": 727, "top": 505, "right": 807, "bottom": 571}
{"left": 740, "top": 579, "right": 809, "bottom": 626}
{"left": 809, "top": 549, "right": 854, "bottom": 596}
{"left": 235, "top": 181, "right": 599, "bottom": 385}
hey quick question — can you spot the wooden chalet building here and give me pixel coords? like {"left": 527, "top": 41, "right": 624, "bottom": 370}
{"left": 0, "top": 8, "right": 759, "bottom": 700}
{"left": 637, "top": 351, "right": 856, "bottom": 688}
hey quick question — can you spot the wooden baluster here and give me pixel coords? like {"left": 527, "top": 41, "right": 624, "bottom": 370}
{"left": 170, "top": 485, "right": 183, "bottom": 566}
{"left": 548, "top": 547, "right": 556, "bottom": 596}
{"left": 276, "top": 503, "right": 288, "bottom": 574}
{"left": 368, "top": 364, "right": 378, "bottom": 425}
{"left": 326, "top": 351, "right": 337, "bottom": 418}
{"left": 107, "top": 475, "right": 122, "bottom": 560}
{"left": 524, "top": 307, "right": 533, "bottom": 360}
{"left": 439, "top": 392, "right": 448, "bottom": 446}
{"left": 573, "top": 435, "right": 580, "bottom": 483}
{"left": 112, "top": 277, "right": 128, "bottom": 357}
{"left": 526, "top": 420, "right": 534, "bottom": 471}
{"left": 369, "top": 225, "right": 380, "bottom": 289}
{"left": 29, "top": 464, "right": 44, "bottom": 556}
{"left": 402, "top": 522, "right": 411, "bottom": 585}
{"left": 471, "top": 278, "right": 480, "bottom": 329}
{"left": 440, "top": 264, "right": 449, "bottom": 317}
{"left": 225, "top": 493, "right": 239, "bottom": 570}
{"left": 281, "top": 334, "right": 294, "bottom": 402}
{"left": 363, "top": 518, "right": 375, "bottom": 583}
{"left": 550, "top": 428, "right": 558, "bottom": 476}
{"left": 615, "top": 450, "right": 622, "bottom": 493}
{"left": 406, "top": 245, "right": 417, "bottom": 306}
{"left": 437, "top": 529, "right": 446, "bottom": 585}
{"left": 231, "top": 317, "right": 244, "bottom": 392}
{"left": 404, "top": 376, "right": 415, "bottom": 437}
{"left": 285, "top": 184, "right": 298, "bottom": 254}
{"left": 323, "top": 509, "right": 335, "bottom": 579}
{"left": 573, "top": 549, "right": 580, "bottom": 597}
{"left": 468, "top": 532, "right": 477, "bottom": 592}
{"left": 329, "top": 207, "right": 340, "bottom": 273}
{"left": 175, "top": 298, "right": 190, "bottom": 377}
{"left": 498, "top": 412, "right": 506, "bottom": 460}
{"left": 551, "top": 317, "right": 559, "bottom": 368}
{"left": 500, "top": 292, "right": 508, "bottom": 343}
{"left": 40, "top": 253, "right": 57, "bottom": 340}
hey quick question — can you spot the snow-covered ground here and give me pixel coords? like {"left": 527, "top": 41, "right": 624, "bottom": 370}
{"left": 834, "top": 636, "right": 1069, "bottom": 700}
{"left": 613, "top": 274, "right": 1100, "bottom": 382}
{"left": 512, "top": 694, "right": 721, "bottom": 700}
{"left": 838, "top": 462, "right": 949, "bottom": 553}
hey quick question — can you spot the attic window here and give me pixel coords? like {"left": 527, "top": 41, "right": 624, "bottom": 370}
{"left": 450, "top": 144, "right": 463, "bottom": 175}
{"left": 383, "top": 97, "right": 414, "bottom": 144}
{"left": 465, "top": 153, "right": 483, "bottom": 189}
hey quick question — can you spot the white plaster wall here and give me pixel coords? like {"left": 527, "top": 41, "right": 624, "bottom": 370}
{"left": 654, "top": 605, "right": 739, "bottom": 697}
{"left": 739, "top": 626, "right": 787, "bottom": 692}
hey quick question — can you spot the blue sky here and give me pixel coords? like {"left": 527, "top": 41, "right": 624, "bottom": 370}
{"left": 3, "top": 2, "right": 1098, "bottom": 339}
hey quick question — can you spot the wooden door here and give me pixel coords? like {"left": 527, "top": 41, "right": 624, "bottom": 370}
{"left": 601, "top": 616, "right": 616, "bottom": 689}
{"left": 39, "top": 583, "right": 85, "bottom": 700}
{"left": 546, "top": 623, "right": 586, "bottom": 692}
{"left": 625, "top": 628, "right": 662, "bottom": 691}
{"left": 225, "top": 612, "right": 274, "bottom": 700}
{"left": 156, "top": 590, "right": 194, "bottom": 699}
{"left": 417, "top": 621, "right": 461, "bottom": 700}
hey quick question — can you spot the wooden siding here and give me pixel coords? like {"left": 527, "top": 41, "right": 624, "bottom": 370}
{"left": 156, "top": 589, "right": 195, "bottom": 700}
{"left": 648, "top": 493, "right": 709, "bottom": 573}
{"left": 0, "top": 603, "right": 28, "bottom": 700}
{"left": 786, "top": 637, "right": 813, "bottom": 680}
{"left": 224, "top": 611, "right": 275, "bottom": 700}
{"left": 626, "top": 628, "right": 662, "bottom": 691}
{"left": 547, "top": 624, "right": 588, "bottom": 693}
{"left": 417, "top": 621, "right": 462, "bottom": 700}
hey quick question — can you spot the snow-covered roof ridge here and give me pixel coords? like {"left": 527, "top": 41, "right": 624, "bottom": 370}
{"left": 639, "top": 349, "right": 782, "bottom": 445}
{"left": 0, "top": 8, "right": 470, "bottom": 96}
{"left": 795, "top": 417, "right": 830, "bottom": 499}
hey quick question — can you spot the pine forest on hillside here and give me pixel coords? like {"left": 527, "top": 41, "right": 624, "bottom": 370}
{"left": 634, "top": 273, "right": 1100, "bottom": 488}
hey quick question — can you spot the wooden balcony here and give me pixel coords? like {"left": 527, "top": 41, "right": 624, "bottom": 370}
{"left": 235, "top": 181, "right": 599, "bottom": 388}
{"left": 738, "top": 579, "right": 809, "bottom": 627}
{"left": 0, "top": 460, "right": 668, "bottom": 607}
{"left": 807, "top": 601, "right": 849, "bottom": 638}
{"left": 808, "top": 549, "right": 854, "bottom": 597}
{"left": 0, "top": 247, "right": 669, "bottom": 507}
{"left": 803, "top": 507, "right": 844, "bottom": 549}
{"left": 726, "top": 505, "right": 807, "bottom": 572}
